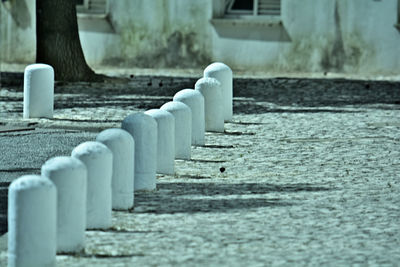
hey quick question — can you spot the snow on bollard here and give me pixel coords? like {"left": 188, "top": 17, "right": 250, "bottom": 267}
{"left": 41, "top": 156, "right": 87, "bottom": 253}
{"left": 8, "top": 175, "right": 56, "bottom": 267}
{"left": 195, "top": 77, "right": 224, "bottom": 132}
{"left": 204, "top": 62, "right": 233, "bottom": 122}
{"left": 23, "top": 64, "right": 54, "bottom": 119}
{"left": 96, "top": 128, "right": 134, "bottom": 210}
{"left": 121, "top": 113, "right": 157, "bottom": 191}
{"left": 173, "top": 89, "right": 205, "bottom": 146}
{"left": 160, "top": 101, "right": 192, "bottom": 160}
{"left": 71, "top": 141, "right": 112, "bottom": 230}
{"left": 144, "top": 109, "right": 175, "bottom": 175}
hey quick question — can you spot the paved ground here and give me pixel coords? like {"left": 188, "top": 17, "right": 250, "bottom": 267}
{"left": 0, "top": 72, "right": 399, "bottom": 266}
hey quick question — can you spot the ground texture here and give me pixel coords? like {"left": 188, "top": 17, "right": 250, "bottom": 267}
{"left": 0, "top": 73, "right": 399, "bottom": 266}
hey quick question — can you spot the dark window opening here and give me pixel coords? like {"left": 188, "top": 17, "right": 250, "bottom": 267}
{"left": 396, "top": 0, "right": 400, "bottom": 30}
{"left": 231, "top": 0, "right": 253, "bottom": 10}
{"left": 225, "top": 0, "right": 281, "bottom": 17}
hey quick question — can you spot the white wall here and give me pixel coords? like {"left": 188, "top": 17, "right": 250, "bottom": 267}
{"left": 0, "top": 0, "right": 36, "bottom": 64}
{"left": 212, "top": 0, "right": 400, "bottom": 74}
{"left": 1, "top": 0, "right": 399, "bottom": 75}
{"left": 78, "top": 0, "right": 213, "bottom": 68}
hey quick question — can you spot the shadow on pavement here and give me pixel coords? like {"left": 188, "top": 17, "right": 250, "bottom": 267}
{"left": 133, "top": 182, "right": 333, "bottom": 214}
{"left": 2, "top": 72, "right": 400, "bottom": 113}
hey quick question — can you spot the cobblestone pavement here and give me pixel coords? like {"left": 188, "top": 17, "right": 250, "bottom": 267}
{"left": 0, "top": 74, "right": 399, "bottom": 266}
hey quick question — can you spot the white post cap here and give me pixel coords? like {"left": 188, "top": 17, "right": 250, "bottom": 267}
{"left": 144, "top": 109, "right": 175, "bottom": 175}
{"left": 41, "top": 156, "right": 87, "bottom": 253}
{"left": 173, "top": 89, "right": 205, "bottom": 146}
{"left": 96, "top": 128, "right": 135, "bottom": 210}
{"left": 160, "top": 101, "right": 192, "bottom": 160}
{"left": 8, "top": 175, "right": 57, "bottom": 267}
{"left": 71, "top": 141, "right": 113, "bottom": 230}
{"left": 204, "top": 62, "right": 233, "bottom": 122}
{"left": 121, "top": 112, "right": 157, "bottom": 191}
{"left": 23, "top": 63, "right": 54, "bottom": 119}
{"left": 195, "top": 77, "right": 224, "bottom": 133}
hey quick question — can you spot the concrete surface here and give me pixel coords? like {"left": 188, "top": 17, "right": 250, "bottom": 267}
{"left": 0, "top": 73, "right": 399, "bottom": 266}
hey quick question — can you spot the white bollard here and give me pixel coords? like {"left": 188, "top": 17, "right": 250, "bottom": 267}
{"left": 204, "top": 62, "right": 233, "bottom": 122}
{"left": 144, "top": 109, "right": 175, "bottom": 175}
{"left": 41, "top": 156, "right": 87, "bottom": 253}
{"left": 8, "top": 175, "right": 56, "bottom": 267}
{"left": 121, "top": 113, "right": 157, "bottom": 191}
{"left": 71, "top": 141, "right": 112, "bottom": 230}
{"left": 160, "top": 101, "right": 192, "bottom": 160}
{"left": 23, "top": 64, "right": 54, "bottom": 119}
{"left": 173, "top": 89, "right": 205, "bottom": 146}
{"left": 195, "top": 77, "right": 224, "bottom": 133}
{"left": 96, "top": 128, "right": 134, "bottom": 210}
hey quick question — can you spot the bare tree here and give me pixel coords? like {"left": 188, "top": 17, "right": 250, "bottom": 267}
{"left": 36, "top": 0, "right": 103, "bottom": 82}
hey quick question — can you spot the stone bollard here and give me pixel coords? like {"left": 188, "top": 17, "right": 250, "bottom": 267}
{"left": 8, "top": 175, "right": 57, "bottom": 267}
{"left": 173, "top": 89, "right": 205, "bottom": 146}
{"left": 161, "top": 101, "right": 192, "bottom": 160}
{"left": 144, "top": 109, "right": 175, "bottom": 175}
{"left": 41, "top": 156, "right": 87, "bottom": 253}
{"left": 23, "top": 64, "right": 54, "bottom": 119}
{"left": 204, "top": 62, "right": 233, "bottom": 122}
{"left": 71, "top": 141, "right": 113, "bottom": 230}
{"left": 96, "top": 128, "right": 134, "bottom": 210}
{"left": 195, "top": 77, "right": 224, "bottom": 133}
{"left": 121, "top": 113, "right": 157, "bottom": 191}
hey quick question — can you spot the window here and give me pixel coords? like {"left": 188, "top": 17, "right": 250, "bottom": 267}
{"left": 211, "top": 0, "right": 289, "bottom": 41}
{"left": 395, "top": 0, "right": 400, "bottom": 30}
{"left": 397, "top": 0, "right": 400, "bottom": 28}
{"left": 225, "top": 0, "right": 281, "bottom": 17}
{"left": 76, "top": 0, "right": 107, "bottom": 15}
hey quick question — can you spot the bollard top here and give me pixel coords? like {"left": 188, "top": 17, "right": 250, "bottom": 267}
{"left": 25, "top": 63, "right": 54, "bottom": 72}
{"left": 204, "top": 62, "right": 232, "bottom": 75}
{"left": 173, "top": 89, "right": 204, "bottom": 102}
{"left": 71, "top": 141, "right": 112, "bottom": 158}
{"left": 96, "top": 128, "right": 134, "bottom": 144}
{"left": 145, "top": 109, "right": 174, "bottom": 120}
{"left": 122, "top": 112, "right": 157, "bottom": 127}
{"left": 195, "top": 77, "right": 221, "bottom": 91}
{"left": 9, "top": 175, "right": 55, "bottom": 192}
{"left": 42, "top": 156, "right": 86, "bottom": 176}
{"left": 161, "top": 101, "right": 191, "bottom": 113}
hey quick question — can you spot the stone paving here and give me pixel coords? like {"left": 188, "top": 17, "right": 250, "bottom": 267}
{"left": 0, "top": 73, "right": 399, "bottom": 266}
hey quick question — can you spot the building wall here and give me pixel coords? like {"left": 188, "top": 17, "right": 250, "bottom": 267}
{"left": 211, "top": 0, "right": 400, "bottom": 74}
{"left": 88, "top": 0, "right": 213, "bottom": 68}
{"left": 1, "top": 0, "right": 399, "bottom": 75}
{"left": 0, "top": 0, "right": 36, "bottom": 63}
{"left": 279, "top": 0, "right": 400, "bottom": 74}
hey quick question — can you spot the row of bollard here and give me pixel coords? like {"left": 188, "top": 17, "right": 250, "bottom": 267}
{"left": 9, "top": 62, "right": 233, "bottom": 267}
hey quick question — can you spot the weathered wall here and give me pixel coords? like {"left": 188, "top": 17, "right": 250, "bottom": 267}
{"left": 79, "top": 0, "right": 213, "bottom": 68}
{"left": 1, "top": 0, "right": 399, "bottom": 75}
{"left": 213, "top": 0, "right": 400, "bottom": 74}
{"left": 0, "top": 0, "right": 36, "bottom": 64}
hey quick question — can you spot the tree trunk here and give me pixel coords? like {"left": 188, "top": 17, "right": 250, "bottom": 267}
{"left": 36, "top": 0, "right": 102, "bottom": 82}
